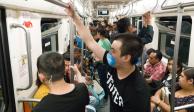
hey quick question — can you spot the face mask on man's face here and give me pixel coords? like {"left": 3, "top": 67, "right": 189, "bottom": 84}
{"left": 107, "top": 53, "right": 116, "bottom": 68}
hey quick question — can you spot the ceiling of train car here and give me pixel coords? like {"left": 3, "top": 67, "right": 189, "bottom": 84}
{"left": 91, "top": 0, "right": 130, "bottom": 18}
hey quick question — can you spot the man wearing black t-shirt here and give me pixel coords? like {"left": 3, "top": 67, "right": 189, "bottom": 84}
{"left": 32, "top": 52, "right": 89, "bottom": 112}
{"left": 65, "top": 4, "right": 150, "bottom": 112}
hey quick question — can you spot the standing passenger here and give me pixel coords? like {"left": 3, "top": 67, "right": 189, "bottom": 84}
{"left": 65, "top": 4, "right": 150, "bottom": 112}
{"left": 32, "top": 52, "right": 89, "bottom": 112}
{"left": 96, "top": 27, "right": 111, "bottom": 99}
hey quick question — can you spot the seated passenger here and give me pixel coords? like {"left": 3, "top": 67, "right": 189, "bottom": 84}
{"left": 151, "top": 68, "right": 194, "bottom": 112}
{"left": 150, "top": 58, "right": 182, "bottom": 112}
{"left": 85, "top": 74, "right": 105, "bottom": 108}
{"left": 63, "top": 52, "right": 71, "bottom": 83}
{"left": 32, "top": 52, "right": 89, "bottom": 112}
{"left": 33, "top": 74, "right": 49, "bottom": 107}
{"left": 144, "top": 50, "right": 166, "bottom": 83}
{"left": 72, "top": 64, "right": 104, "bottom": 109}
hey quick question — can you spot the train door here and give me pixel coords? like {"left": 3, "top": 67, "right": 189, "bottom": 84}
{"left": 0, "top": 8, "right": 16, "bottom": 112}
{"left": 5, "top": 9, "right": 43, "bottom": 111}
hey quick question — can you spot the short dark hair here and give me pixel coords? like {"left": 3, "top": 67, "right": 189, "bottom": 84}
{"left": 97, "top": 27, "right": 107, "bottom": 37}
{"left": 146, "top": 48, "right": 155, "bottom": 55}
{"left": 114, "top": 33, "right": 143, "bottom": 64}
{"left": 74, "top": 47, "right": 81, "bottom": 53}
{"left": 37, "top": 52, "right": 64, "bottom": 82}
{"left": 63, "top": 52, "right": 70, "bottom": 61}
{"left": 117, "top": 17, "right": 131, "bottom": 33}
{"left": 155, "top": 50, "right": 162, "bottom": 61}
{"left": 166, "top": 58, "right": 183, "bottom": 75}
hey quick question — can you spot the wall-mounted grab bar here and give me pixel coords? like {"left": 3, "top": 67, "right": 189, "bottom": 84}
{"left": 10, "top": 23, "right": 33, "bottom": 91}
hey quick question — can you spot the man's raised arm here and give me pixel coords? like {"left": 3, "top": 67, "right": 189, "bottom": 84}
{"left": 65, "top": 3, "right": 105, "bottom": 61}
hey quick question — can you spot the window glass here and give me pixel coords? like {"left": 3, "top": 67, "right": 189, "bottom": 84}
{"left": 41, "top": 18, "right": 60, "bottom": 53}
{"left": 131, "top": 16, "right": 142, "bottom": 34}
{"left": 156, "top": 16, "right": 192, "bottom": 65}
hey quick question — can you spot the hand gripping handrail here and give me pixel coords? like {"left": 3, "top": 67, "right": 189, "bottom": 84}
{"left": 10, "top": 23, "right": 33, "bottom": 91}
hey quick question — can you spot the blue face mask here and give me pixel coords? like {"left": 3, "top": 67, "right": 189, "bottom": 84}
{"left": 106, "top": 53, "right": 116, "bottom": 68}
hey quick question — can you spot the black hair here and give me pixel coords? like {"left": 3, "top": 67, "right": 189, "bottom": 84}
{"left": 63, "top": 52, "right": 70, "bottom": 61}
{"left": 74, "top": 47, "right": 81, "bottom": 53}
{"left": 164, "top": 58, "right": 183, "bottom": 78}
{"left": 146, "top": 48, "right": 155, "bottom": 55}
{"left": 114, "top": 33, "right": 143, "bottom": 64}
{"left": 117, "top": 17, "right": 131, "bottom": 33}
{"left": 36, "top": 72, "right": 42, "bottom": 87}
{"left": 154, "top": 50, "right": 162, "bottom": 61}
{"left": 113, "top": 21, "right": 117, "bottom": 25}
{"left": 37, "top": 52, "right": 65, "bottom": 82}
{"left": 183, "top": 68, "right": 194, "bottom": 84}
{"left": 97, "top": 27, "right": 108, "bottom": 38}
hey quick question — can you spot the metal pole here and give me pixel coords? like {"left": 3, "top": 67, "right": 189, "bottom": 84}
{"left": 81, "top": 38, "right": 84, "bottom": 74}
{"left": 80, "top": 18, "right": 86, "bottom": 74}
{"left": 170, "top": 5, "right": 183, "bottom": 112}
{"left": 69, "top": 21, "right": 75, "bottom": 83}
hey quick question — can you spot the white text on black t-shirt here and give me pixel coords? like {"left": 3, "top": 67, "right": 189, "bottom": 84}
{"left": 107, "top": 72, "right": 123, "bottom": 107}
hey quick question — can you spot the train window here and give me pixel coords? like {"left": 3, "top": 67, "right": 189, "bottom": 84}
{"left": 97, "top": 9, "right": 109, "bottom": 16}
{"left": 41, "top": 18, "right": 60, "bottom": 53}
{"left": 131, "top": 16, "right": 142, "bottom": 34}
{"left": 157, "top": 16, "right": 192, "bottom": 65}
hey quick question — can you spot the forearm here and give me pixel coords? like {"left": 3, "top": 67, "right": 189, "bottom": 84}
{"left": 74, "top": 73, "right": 85, "bottom": 83}
{"left": 71, "top": 14, "right": 93, "bottom": 45}
{"left": 154, "top": 88, "right": 162, "bottom": 97}
{"left": 71, "top": 14, "right": 105, "bottom": 60}
{"left": 157, "top": 100, "right": 171, "bottom": 112}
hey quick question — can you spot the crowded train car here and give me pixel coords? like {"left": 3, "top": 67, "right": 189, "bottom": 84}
{"left": 0, "top": 0, "right": 194, "bottom": 112}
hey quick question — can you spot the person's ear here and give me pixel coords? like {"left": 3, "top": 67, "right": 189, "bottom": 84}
{"left": 188, "top": 79, "right": 194, "bottom": 85}
{"left": 128, "top": 26, "right": 133, "bottom": 32}
{"left": 38, "top": 73, "right": 46, "bottom": 82}
{"left": 122, "top": 55, "right": 130, "bottom": 63}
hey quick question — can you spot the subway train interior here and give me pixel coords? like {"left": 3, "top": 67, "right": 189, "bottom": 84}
{"left": 0, "top": 0, "right": 194, "bottom": 112}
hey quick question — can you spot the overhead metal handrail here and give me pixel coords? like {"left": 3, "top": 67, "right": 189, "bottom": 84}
{"left": 44, "top": 0, "right": 69, "bottom": 8}
{"left": 10, "top": 24, "right": 33, "bottom": 91}
{"left": 161, "top": 1, "right": 194, "bottom": 10}
{"left": 45, "top": 0, "right": 87, "bottom": 18}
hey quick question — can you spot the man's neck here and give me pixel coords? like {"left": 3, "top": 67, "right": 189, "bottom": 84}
{"left": 117, "top": 65, "right": 135, "bottom": 80}
{"left": 48, "top": 79, "right": 75, "bottom": 95}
